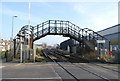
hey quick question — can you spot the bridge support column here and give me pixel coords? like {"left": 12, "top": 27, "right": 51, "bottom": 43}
{"left": 29, "top": 37, "right": 33, "bottom": 49}
{"left": 13, "top": 39, "right": 16, "bottom": 58}
{"left": 30, "top": 26, "right": 34, "bottom": 49}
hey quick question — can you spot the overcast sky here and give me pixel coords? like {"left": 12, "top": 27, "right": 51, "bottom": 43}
{"left": 1, "top": 1, "right": 118, "bottom": 45}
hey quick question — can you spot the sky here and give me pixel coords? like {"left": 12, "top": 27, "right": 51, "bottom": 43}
{"left": 0, "top": 1, "right": 118, "bottom": 46}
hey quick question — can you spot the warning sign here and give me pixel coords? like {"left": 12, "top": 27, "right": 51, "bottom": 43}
{"left": 108, "top": 51, "right": 113, "bottom": 55}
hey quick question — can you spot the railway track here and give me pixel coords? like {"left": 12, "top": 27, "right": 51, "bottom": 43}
{"left": 42, "top": 49, "right": 79, "bottom": 81}
{"left": 50, "top": 49, "right": 120, "bottom": 73}
{"left": 90, "top": 63, "right": 120, "bottom": 73}
{"left": 41, "top": 49, "right": 118, "bottom": 81}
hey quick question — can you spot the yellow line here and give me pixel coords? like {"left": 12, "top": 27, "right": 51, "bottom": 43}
{"left": 15, "top": 63, "right": 23, "bottom": 66}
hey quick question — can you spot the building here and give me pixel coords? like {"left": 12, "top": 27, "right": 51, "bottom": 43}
{"left": 34, "top": 43, "right": 52, "bottom": 49}
{"left": 60, "top": 39, "right": 80, "bottom": 53}
{"left": 97, "top": 24, "right": 120, "bottom": 51}
{"left": 0, "top": 39, "right": 10, "bottom": 51}
{"left": 97, "top": 24, "right": 120, "bottom": 63}
{"left": 60, "top": 24, "right": 120, "bottom": 63}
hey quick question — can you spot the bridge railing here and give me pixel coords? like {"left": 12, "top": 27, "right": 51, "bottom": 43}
{"left": 33, "top": 20, "right": 83, "bottom": 40}
{"left": 32, "top": 20, "right": 110, "bottom": 51}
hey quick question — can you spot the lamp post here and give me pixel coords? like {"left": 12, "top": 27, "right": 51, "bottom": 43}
{"left": 11, "top": 16, "right": 17, "bottom": 59}
{"left": 12, "top": 16, "right": 18, "bottom": 39}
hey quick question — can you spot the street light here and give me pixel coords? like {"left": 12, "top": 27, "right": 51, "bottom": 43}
{"left": 12, "top": 16, "right": 18, "bottom": 39}
{"left": 11, "top": 16, "right": 17, "bottom": 59}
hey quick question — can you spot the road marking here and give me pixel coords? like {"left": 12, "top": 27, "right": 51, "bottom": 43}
{"left": 25, "top": 63, "right": 34, "bottom": 64}
{"left": 50, "top": 64, "right": 62, "bottom": 79}
{"left": 0, "top": 66, "right": 5, "bottom": 69}
{"left": 2, "top": 77, "right": 62, "bottom": 79}
{"left": 15, "top": 63, "right": 23, "bottom": 66}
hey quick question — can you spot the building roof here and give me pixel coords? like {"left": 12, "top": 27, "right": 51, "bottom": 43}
{"left": 97, "top": 24, "right": 120, "bottom": 33}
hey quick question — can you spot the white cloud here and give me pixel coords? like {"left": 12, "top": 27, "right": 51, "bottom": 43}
{"left": 73, "top": 2, "right": 118, "bottom": 31}
{"left": 73, "top": 4, "right": 87, "bottom": 14}
{"left": 2, "top": 6, "right": 42, "bottom": 25}
{"left": 90, "top": 7, "right": 118, "bottom": 31}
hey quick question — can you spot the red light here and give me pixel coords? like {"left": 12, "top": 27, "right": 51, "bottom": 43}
{"left": 108, "top": 51, "right": 113, "bottom": 55}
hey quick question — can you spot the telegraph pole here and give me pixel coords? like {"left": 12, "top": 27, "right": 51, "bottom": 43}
{"left": 27, "top": 1, "right": 31, "bottom": 61}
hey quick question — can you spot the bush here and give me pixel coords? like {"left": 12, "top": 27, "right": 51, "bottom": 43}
{"left": 83, "top": 52, "right": 99, "bottom": 60}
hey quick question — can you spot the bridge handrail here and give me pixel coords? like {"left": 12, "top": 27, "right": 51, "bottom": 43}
{"left": 31, "top": 20, "right": 110, "bottom": 42}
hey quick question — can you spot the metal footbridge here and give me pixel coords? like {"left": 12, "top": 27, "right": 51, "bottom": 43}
{"left": 13, "top": 20, "right": 110, "bottom": 62}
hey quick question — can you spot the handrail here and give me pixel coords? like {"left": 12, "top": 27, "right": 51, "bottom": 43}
{"left": 33, "top": 20, "right": 108, "bottom": 41}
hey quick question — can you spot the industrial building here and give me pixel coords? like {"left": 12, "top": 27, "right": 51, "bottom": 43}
{"left": 60, "top": 39, "right": 80, "bottom": 54}
{"left": 60, "top": 24, "right": 120, "bottom": 63}
{"left": 97, "top": 24, "right": 120, "bottom": 63}
{"left": 97, "top": 24, "right": 120, "bottom": 51}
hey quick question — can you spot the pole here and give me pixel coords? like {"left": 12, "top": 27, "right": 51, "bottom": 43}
{"left": 20, "top": 32, "right": 23, "bottom": 63}
{"left": 27, "top": 1, "right": 31, "bottom": 61}
{"left": 12, "top": 17, "right": 14, "bottom": 39}
{"left": 12, "top": 16, "right": 17, "bottom": 39}
{"left": 109, "top": 41, "right": 111, "bottom": 52}
{"left": 13, "top": 39, "right": 16, "bottom": 58}
{"left": 33, "top": 45, "right": 36, "bottom": 62}
{"left": 11, "top": 16, "right": 17, "bottom": 58}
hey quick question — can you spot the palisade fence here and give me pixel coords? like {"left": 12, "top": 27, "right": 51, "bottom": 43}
{"left": 2, "top": 49, "right": 14, "bottom": 62}
{"left": 17, "top": 45, "right": 34, "bottom": 63}
{"left": 1, "top": 41, "right": 34, "bottom": 63}
{"left": 21, "top": 46, "right": 34, "bottom": 63}
{"left": 1, "top": 40, "right": 15, "bottom": 62}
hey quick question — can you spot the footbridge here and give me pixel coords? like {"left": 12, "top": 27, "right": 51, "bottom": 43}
{"left": 13, "top": 20, "right": 110, "bottom": 62}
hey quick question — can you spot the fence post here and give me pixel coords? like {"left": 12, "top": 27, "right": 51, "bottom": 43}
{"left": 5, "top": 50, "right": 8, "bottom": 62}
{"left": 13, "top": 39, "right": 16, "bottom": 58}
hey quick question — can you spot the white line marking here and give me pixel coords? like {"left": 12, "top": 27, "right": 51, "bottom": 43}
{"left": 2, "top": 77, "right": 61, "bottom": 79}
{"left": 0, "top": 66, "right": 5, "bottom": 69}
{"left": 50, "top": 64, "right": 62, "bottom": 79}
{"left": 15, "top": 63, "right": 22, "bottom": 66}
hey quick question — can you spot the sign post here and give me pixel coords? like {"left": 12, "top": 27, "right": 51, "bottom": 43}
{"left": 96, "top": 40, "right": 105, "bottom": 43}
{"left": 96, "top": 40, "right": 106, "bottom": 58}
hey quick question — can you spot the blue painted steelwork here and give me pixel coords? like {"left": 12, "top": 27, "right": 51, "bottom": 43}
{"left": 97, "top": 24, "right": 120, "bottom": 63}
{"left": 97, "top": 24, "right": 120, "bottom": 34}
{"left": 97, "top": 24, "right": 120, "bottom": 50}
